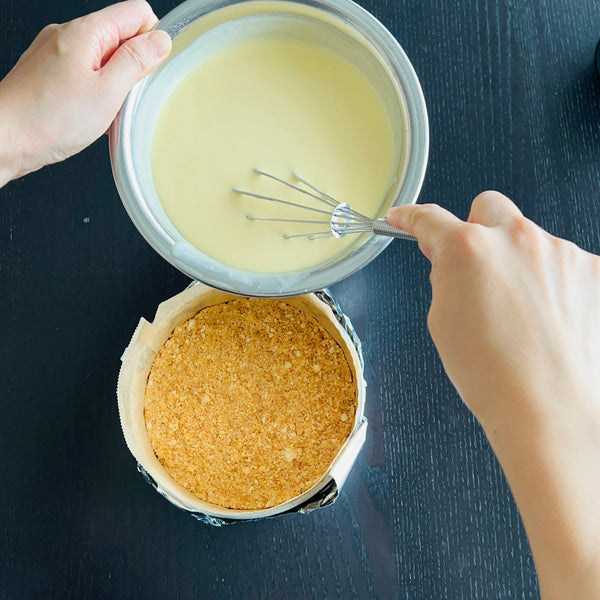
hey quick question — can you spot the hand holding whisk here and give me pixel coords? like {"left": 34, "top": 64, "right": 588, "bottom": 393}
{"left": 233, "top": 169, "right": 417, "bottom": 241}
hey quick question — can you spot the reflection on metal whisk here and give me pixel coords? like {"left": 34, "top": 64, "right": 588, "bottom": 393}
{"left": 232, "top": 169, "right": 417, "bottom": 241}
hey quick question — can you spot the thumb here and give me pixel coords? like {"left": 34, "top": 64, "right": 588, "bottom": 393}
{"left": 101, "top": 29, "right": 171, "bottom": 100}
{"left": 386, "top": 203, "right": 463, "bottom": 260}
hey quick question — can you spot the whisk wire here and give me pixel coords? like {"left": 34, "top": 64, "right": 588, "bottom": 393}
{"left": 247, "top": 217, "right": 331, "bottom": 225}
{"left": 233, "top": 169, "right": 417, "bottom": 241}
{"left": 290, "top": 172, "right": 339, "bottom": 207}
{"left": 232, "top": 188, "right": 333, "bottom": 217}
{"left": 253, "top": 169, "right": 337, "bottom": 209}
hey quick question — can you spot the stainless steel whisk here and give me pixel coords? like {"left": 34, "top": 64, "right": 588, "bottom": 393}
{"left": 233, "top": 169, "right": 417, "bottom": 241}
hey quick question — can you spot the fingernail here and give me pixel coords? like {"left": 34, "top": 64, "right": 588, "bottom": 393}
{"left": 147, "top": 30, "right": 172, "bottom": 58}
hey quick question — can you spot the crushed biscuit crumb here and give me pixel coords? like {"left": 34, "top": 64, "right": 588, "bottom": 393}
{"left": 144, "top": 298, "right": 356, "bottom": 510}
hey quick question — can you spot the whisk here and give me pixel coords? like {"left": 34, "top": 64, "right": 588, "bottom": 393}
{"left": 233, "top": 169, "right": 417, "bottom": 241}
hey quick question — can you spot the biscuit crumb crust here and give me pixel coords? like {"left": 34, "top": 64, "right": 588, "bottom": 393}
{"left": 144, "top": 298, "right": 356, "bottom": 510}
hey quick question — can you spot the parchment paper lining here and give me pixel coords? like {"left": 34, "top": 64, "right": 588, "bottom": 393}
{"left": 117, "top": 283, "right": 366, "bottom": 521}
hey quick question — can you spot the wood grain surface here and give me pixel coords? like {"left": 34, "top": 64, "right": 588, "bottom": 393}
{"left": 1, "top": 0, "right": 599, "bottom": 598}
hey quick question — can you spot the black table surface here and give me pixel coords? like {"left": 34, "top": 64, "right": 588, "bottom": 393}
{"left": 1, "top": 0, "right": 599, "bottom": 598}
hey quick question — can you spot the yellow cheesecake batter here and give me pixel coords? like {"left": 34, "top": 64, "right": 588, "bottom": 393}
{"left": 152, "top": 35, "right": 396, "bottom": 273}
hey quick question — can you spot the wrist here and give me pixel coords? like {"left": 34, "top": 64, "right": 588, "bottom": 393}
{"left": 480, "top": 390, "right": 600, "bottom": 598}
{"left": 0, "top": 87, "right": 26, "bottom": 187}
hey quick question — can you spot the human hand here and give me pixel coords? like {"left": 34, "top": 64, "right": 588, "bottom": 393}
{"left": 0, "top": 0, "right": 171, "bottom": 186}
{"left": 387, "top": 193, "right": 600, "bottom": 599}
{"left": 387, "top": 193, "right": 600, "bottom": 424}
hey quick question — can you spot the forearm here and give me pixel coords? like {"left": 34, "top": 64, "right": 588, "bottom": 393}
{"left": 480, "top": 393, "right": 600, "bottom": 600}
{"left": 0, "top": 88, "right": 25, "bottom": 188}
{"left": 0, "top": 77, "right": 38, "bottom": 188}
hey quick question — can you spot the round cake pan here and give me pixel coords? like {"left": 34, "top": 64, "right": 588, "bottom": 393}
{"left": 117, "top": 283, "right": 367, "bottom": 524}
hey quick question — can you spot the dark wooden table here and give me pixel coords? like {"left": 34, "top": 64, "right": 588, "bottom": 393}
{"left": 1, "top": 0, "right": 599, "bottom": 598}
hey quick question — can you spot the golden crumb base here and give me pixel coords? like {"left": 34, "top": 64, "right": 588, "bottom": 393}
{"left": 144, "top": 298, "right": 356, "bottom": 510}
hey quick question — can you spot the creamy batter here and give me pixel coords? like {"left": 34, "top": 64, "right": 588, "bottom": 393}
{"left": 152, "top": 35, "right": 396, "bottom": 273}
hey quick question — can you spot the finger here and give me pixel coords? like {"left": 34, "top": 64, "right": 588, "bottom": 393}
{"left": 100, "top": 29, "right": 171, "bottom": 102}
{"left": 76, "top": 0, "right": 159, "bottom": 67}
{"left": 467, "top": 190, "right": 522, "bottom": 227}
{"left": 88, "top": 0, "right": 158, "bottom": 39}
{"left": 386, "top": 204, "right": 463, "bottom": 260}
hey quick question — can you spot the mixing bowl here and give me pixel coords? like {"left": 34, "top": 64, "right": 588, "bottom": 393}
{"left": 109, "top": 0, "right": 428, "bottom": 296}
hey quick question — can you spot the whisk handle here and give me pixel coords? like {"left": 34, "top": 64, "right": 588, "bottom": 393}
{"left": 372, "top": 219, "right": 417, "bottom": 241}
